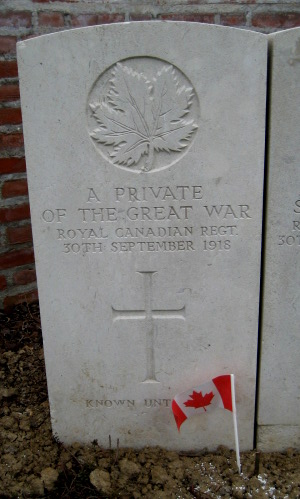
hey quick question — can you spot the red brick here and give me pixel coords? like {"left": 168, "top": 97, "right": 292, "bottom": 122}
{"left": 4, "top": 289, "right": 38, "bottom": 310}
{"left": 33, "top": 0, "right": 79, "bottom": 2}
{"left": 13, "top": 268, "right": 36, "bottom": 285}
{"left": 0, "top": 158, "right": 26, "bottom": 175}
{"left": 67, "top": 13, "right": 125, "bottom": 26}
{"left": 129, "top": 14, "right": 153, "bottom": 21}
{"left": 0, "top": 275, "right": 7, "bottom": 290}
{"left": 2, "top": 179, "right": 28, "bottom": 199}
{"left": 0, "top": 248, "right": 34, "bottom": 270}
{"left": 7, "top": 225, "right": 32, "bottom": 244}
{"left": 220, "top": 13, "right": 246, "bottom": 26}
{"left": 0, "top": 85, "right": 20, "bottom": 102}
{"left": 0, "top": 11, "right": 31, "bottom": 29}
{"left": 97, "top": 14, "right": 125, "bottom": 24}
{"left": 158, "top": 13, "right": 215, "bottom": 23}
{"left": 0, "top": 108, "right": 22, "bottom": 126}
{"left": 0, "top": 36, "right": 17, "bottom": 55}
{"left": 20, "top": 34, "right": 40, "bottom": 42}
{"left": 252, "top": 13, "right": 300, "bottom": 29}
{"left": 0, "top": 203, "right": 30, "bottom": 223}
{"left": 0, "top": 61, "right": 18, "bottom": 78}
{"left": 219, "top": 0, "right": 256, "bottom": 3}
{"left": 0, "top": 132, "right": 24, "bottom": 150}
{"left": 71, "top": 14, "right": 99, "bottom": 27}
{"left": 38, "top": 12, "right": 65, "bottom": 27}
{"left": 186, "top": 0, "right": 255, "bottom": 3}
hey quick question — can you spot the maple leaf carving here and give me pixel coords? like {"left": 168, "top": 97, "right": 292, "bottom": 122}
{"left": 183, "top": 390, "right": 214, "bottom": 411}
{"left": 90, "top": 62, "right": 198, "bottom": 171}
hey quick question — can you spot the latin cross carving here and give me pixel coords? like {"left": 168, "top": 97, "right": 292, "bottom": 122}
{"left": 112, "top": 271, "right": 186, "bottom": 383}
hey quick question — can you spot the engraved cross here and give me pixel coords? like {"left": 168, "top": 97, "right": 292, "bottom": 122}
{"left": 112, "top": 271, "right": 186, "bottom": 383}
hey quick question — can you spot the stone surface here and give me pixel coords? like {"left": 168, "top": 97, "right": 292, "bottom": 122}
{"left": 257, "top": 28, "right": 300, "bottom": 451}
{"left": 17, "top": 22, "right": 267, "bottom": 450}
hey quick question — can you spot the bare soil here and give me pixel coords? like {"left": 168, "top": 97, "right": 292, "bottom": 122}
{"left": 0, "top": 302, "right": 299, "bottom": 498}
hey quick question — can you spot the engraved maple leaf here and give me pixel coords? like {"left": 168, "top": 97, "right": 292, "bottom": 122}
{"left": 183, "top": 390, "right": 214, "bottom": 411}
{"left": 90, "top": 63, "right": 198, "bottom": 171}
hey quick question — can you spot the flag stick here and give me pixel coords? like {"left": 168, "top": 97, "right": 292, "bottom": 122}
{"left": 231, "top": 374, "right": 241, "bottom": 474}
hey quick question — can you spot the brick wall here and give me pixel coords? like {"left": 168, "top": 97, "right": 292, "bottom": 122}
{"left": 1, "top": 0, "right": 300, "bottom": 309}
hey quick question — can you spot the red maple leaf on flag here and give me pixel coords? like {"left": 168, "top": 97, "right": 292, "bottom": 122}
{"left": 183, "top": 390, "right": 215, "bottom": 411}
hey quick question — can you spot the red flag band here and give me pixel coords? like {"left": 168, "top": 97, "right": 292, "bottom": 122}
{"left": 172, "top": 374, "right": 233, "bottom": 431}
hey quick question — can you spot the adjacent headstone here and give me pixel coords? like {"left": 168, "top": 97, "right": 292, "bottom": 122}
{"left": 17, "top": 22, "right": 267, "bottom": 450}
{"left": 257, "top": 28, "right": 300, "bottom": 451}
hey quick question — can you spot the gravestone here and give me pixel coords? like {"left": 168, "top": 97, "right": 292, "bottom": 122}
{"left": 17, "top": 22, "right": 267, "bottom": 450}
{"left": 257, "top": 28, "right": 300, "bottom": 451}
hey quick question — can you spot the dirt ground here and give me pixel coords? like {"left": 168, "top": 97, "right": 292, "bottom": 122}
{"left": 0, "top": 302, "right": 299, "bottom": 498}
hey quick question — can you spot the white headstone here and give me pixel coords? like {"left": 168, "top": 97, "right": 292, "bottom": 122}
{"left": 257, "top": 28, "right": 300, "bottom": 451}
{"left": 17, "top": 22, "right": 267, "bottom": 450}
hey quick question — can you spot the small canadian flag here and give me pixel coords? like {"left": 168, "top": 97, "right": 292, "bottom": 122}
{"left": 172, "top": 374, "right": 241, "bottom": 473}
{"left": 172, "top": 374, "right": 233, "bottom": 431}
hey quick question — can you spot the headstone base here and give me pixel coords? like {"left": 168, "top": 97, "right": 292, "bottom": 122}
{"left": 257, "top": 425, "right": 300, "bottom": 452}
